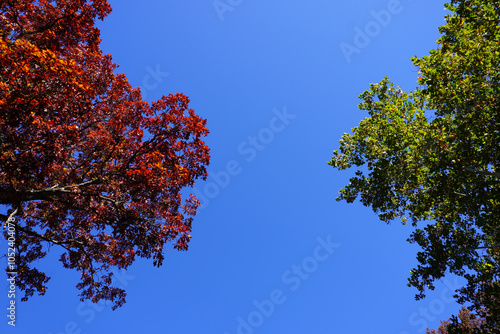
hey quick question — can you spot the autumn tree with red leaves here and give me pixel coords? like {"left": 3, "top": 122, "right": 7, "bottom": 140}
{"left": 0, "top": 0, "right": 210, "bottom": 309}
{"left": 426, "top": 307, "right": 490, "bottom": 334}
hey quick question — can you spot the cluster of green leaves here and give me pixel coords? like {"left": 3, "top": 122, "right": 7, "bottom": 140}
{"left": 329, "top": 0, "right": 500, "bottom": 330}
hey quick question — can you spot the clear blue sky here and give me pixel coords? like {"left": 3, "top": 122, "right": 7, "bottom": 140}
{"left": 4, "top": 1, "right": 467, "bottom": 333}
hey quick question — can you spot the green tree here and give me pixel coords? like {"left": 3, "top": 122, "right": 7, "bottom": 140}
{"left": 328, "top": 0, "right": 500, "bottom": 329}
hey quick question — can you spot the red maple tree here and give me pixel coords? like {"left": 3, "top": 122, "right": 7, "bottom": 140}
{"left": 0, "top": 0, "right": 210, "bottom": 309}
{"left": 426, "top": 307, "right": 491, "bottom": 334}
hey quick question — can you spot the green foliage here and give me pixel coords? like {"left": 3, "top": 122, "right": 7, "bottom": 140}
{"left": 329, "top": 0, "right": 500, "bottom": 329}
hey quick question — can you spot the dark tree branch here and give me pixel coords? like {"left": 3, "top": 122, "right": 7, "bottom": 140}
{"left": 0, "top": 179, "right": 101, "bottom": 205}
{"left": 463, "top": 168, "right": 500, "bottom": 178}
{"left": 2, "top": 206, "right": 19, "bottom": 229}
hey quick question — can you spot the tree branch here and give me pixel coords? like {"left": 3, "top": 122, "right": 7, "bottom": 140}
{"left": 15, "top": 224, "right": 73, "bottom": 253}
{"left": 0, "top": 179, "right": 101, "bottom": 204}
{"left": 464, "top": 168, "right": 500, "bottom": 178}
{"left": 2, "top": 206, "right": 19, "bottom": 229}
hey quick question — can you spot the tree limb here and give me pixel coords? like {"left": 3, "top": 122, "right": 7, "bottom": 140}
{"left": 2, "top": 206, "right": 18, "bottom": 229}
{"left": 464, "top": 168, "right": 500, "bottom": 178}
{"left": 0, "top": 179, "right": 101, "bottom": 204}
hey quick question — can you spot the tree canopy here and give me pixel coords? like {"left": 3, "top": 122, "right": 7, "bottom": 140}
{"left": 427, "top": 307, "right": 489, "bottom": 334}
{"left": 0, "top": 0, "right": 210, "bottom": 309}
{"left": 329, "top": 0, "right": 499, "bottom": 330}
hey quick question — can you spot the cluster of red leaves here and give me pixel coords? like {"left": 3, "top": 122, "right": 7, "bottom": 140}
{"left": 426, "top": 307, "right": 491, "bottom": 334}
{"left": 0, "top": 0, "right": 210, "bottom": 309}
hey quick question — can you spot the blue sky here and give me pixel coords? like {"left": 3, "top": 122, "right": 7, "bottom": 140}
{"left": 3, "top": 1, "right": 469, "bottom": 333}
